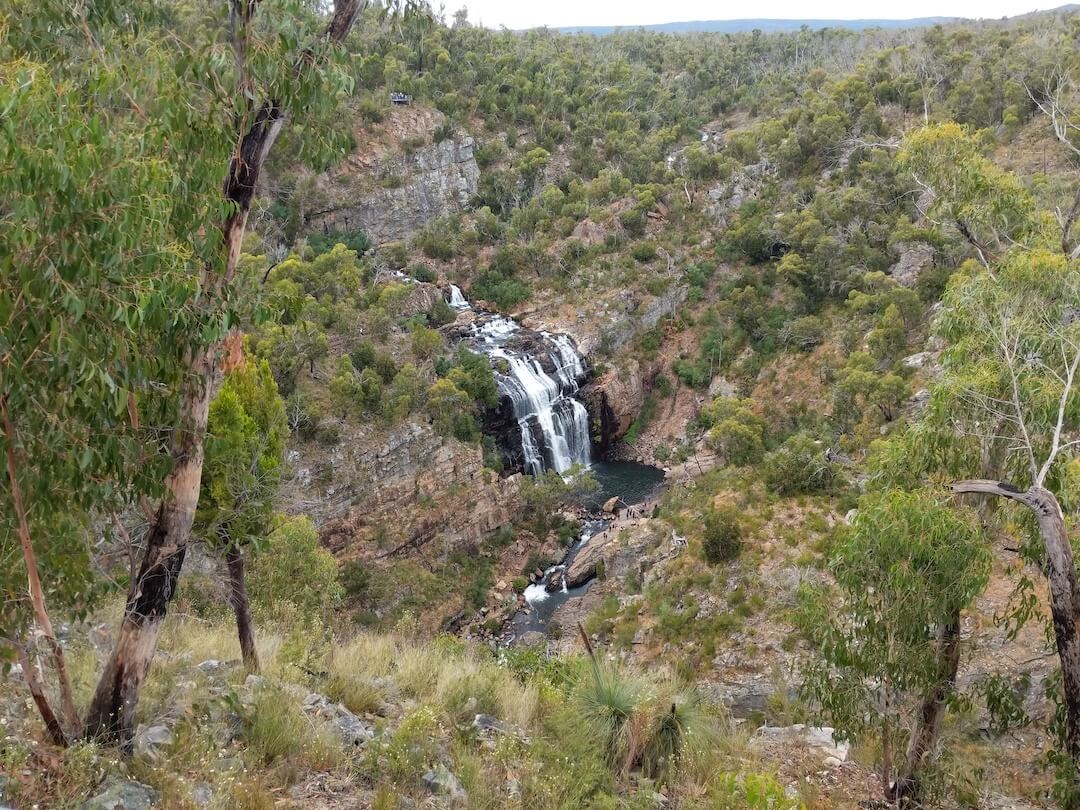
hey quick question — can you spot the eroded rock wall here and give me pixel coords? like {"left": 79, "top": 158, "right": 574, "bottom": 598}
{"left": 309, "top": 137, "right": 479, "bottom": 244}
{"left": 285, "top": 422, "right": 519, "bottom": 558}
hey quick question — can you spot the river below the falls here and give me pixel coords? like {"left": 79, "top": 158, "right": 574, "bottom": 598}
{"left": 508, "top": 460, "right": 666, "bottom": 638}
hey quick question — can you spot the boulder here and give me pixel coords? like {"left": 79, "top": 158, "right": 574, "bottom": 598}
{"left": 708, "top": 376, "right": 738, "bottom": 398}
{"left": 565, "top": 531, "right": 611, "bottom": 588}
{"left": 515, "top": 631, "right": 547, "bottom": 648}
{"left": 133, "top": 724, "right": 174, "bottom": 758}
{"left": 422, "top": 765, "right": 466, "bottom": 800}
{"left": 472, "top": 714, "right": 511, "bottom": 734}
{"left": 192, "top": 784, "right": 213, "bottom": 808}
{"left": 901, "top": 351, "right": 932, "bottom": 369}
{"left": 601, "top": 496, "right": 621, "bottom": 514}
{"left": 81, "top": 778, "right": 159, "bottom": 810}
{"left": 302, "top": 692, "right": 374, "bottom": 747}
{"left": 545, "top": 569, "right": 565, "bottom": 593}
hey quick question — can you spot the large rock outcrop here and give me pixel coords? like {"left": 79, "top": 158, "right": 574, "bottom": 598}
{"left": 887, "top": 241, "right": 935, "bottom": 287}
{"left": 308, "top": 137, "right": 479, "bottom": 244}
{"left": 288, "top": 422, "right": 519, "bottom": 556}
{"left": 580, "top": 359, "right": 644, "bottom": 454}
{"left": 705, "top": 158, "right": 774, "bottom": 225}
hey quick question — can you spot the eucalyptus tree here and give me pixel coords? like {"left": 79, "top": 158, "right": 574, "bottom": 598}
{"left": 0, "top": 2, "right": 230, "bottom": 744}
{"left": 799, "top": 490, "right": 990, "bottom": 800}
{"left": 896, "top": 117, "right": 1080, "bottom": 788}
{"left": 899, "top": 123, "right": 1037, "bottom": 268}
{"left": 939, "top": 251, "right": 1080, "bottom": 768}
{"left": 83, "top": 0, "right": 378, "bottom": 745}
{"left": 3, "top": 0, "right": 391, "bottom": 747}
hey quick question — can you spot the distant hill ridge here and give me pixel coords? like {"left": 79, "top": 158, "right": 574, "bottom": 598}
{"left": 545, "top": 5, "right": 1079, "bottom": 35}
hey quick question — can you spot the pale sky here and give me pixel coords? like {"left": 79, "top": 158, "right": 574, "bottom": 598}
{"left": 454, "top": 1, "right": 1059, "bottom": 30}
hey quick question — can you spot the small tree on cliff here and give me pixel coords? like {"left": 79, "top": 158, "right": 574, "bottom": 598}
{"left": 196, "top": 356, "right": 288, "bottom": 672}
{"left": 799, "top": 489, "right": 990, "bottom": 799}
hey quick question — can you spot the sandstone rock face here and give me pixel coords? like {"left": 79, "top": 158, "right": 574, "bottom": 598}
{"left": 705, "top": 159, "right": 774, "bottom": 225}
{"left": 308, "top": 137, "right": 479, "bottom": 244}
{"left": 523, "top": 284, "right": 687, "bottom": 360}
{"left": 293, "top": 422, "right": 520, "bottom": 556}
{"left": 888, "top": 241, "right": 935, "bottom": 287}
{"left": 581, "top": 359, "right": 644, "bottom": 453}
{"left": 566, "top": 521, "right": 673, "bottom": 589}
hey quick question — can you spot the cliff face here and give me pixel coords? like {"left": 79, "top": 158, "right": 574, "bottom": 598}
{"left": 519, "top": 284, "right": 688, "bottom": 453}
{"left": 308, "top": 137, "right": 479, "bottom": 244}
{"left": 580, "top": 359, "right": 644, "bottom": 455}
{"left": 285, "top": 421, "right": 519, "bottom": 558}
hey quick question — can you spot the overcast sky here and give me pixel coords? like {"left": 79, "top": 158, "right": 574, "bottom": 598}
{"left": 454, "top": 1, "right": 1057, "bottom": 30}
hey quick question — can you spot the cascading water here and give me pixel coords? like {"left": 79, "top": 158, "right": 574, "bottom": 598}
{"left": 446, "top": 286, "right": 592, "bottom": 475}
{"left": 442, "top": 286, "right": 669, "bottom": 642}
{"left": 448, "top": 284, "right": 470, "bottom": 310}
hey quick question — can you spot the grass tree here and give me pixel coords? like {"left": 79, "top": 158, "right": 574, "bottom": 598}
{"left": 196, "top": 356, "right": 287, "bottom": 672}
{"left": 798, "top": 489, "right": 990, "bottom": 800}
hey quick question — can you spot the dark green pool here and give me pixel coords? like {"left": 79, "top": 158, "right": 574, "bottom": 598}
{"left": 577, "top": 460, "right": 666, "bottom": 510}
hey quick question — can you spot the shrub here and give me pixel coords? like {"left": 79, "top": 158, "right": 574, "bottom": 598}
{"left": 244, "top": 687, "right": 341, "bottom": 767}
{"left": 650, "top": 373, "right": 673, "bottom": 399}
{"left": 410, "top": 324, "right": 442, "bottom": 360}
{"left": 472, "top": 271, "right": 530, "bottom": 309}
{"left": 631, "top": 242, "right": 658, "bottom": 263}
{"left": 349, "top": 339, "right": 377, "bottom": 372}
{"left": 357, "top": 95, "right": 385, "bottom": 123}
{"left": 701, "top": 507, "right": 743, "bottom": 564}
{"left": 341, "top": 559, "right": 372, "bottom": 601}
{"left": 709, "top": 419, "right": 763, "bottom": 466}
{"left": 415, "top": 221, "right": 457, "bottom": 261}
{"left": 702, "top": 398, "right": 766, "bottom": 465}
{"left": 315, "top": 422, "right": 341, "bottom": 446}
{"left": 761, "top": 433, "right": 838, "bottom": 495}
{"left": 306, "top": 229, "right": 371, "bottom": 257}
{"left": 248, "top": 515, "right": 343, "bottom": 621}
{"left": 427, "top": 297, "right": 455, "bottom": 326}
{"left": 432, "top": 120, "right": 455, "bottom": 143}
{"left": 326, "top": 673, "right": 382, "bottom": 715}
{"left": 285, "top": 390, "right": 319, "bottom": 440}
{"left": 780, "top": 315, "right": 825, "bottom": 352}
{"left": 408, "top": 262, "right": 437, "bottom": 283}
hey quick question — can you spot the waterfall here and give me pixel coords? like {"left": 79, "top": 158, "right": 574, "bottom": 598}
{"left": 454, "top": 286, "right": 592, "bottom": 475}
{"left": 448, "top": 284, "right": 470, "bottom": 310}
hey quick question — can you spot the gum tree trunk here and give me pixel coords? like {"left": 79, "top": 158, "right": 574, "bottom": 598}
{"left": 83, "top": 0, "right": 366, "bottom": 746}
{"left": 891, "top": 615, "right": 962, "bottom": 801}
{"left": 951, "top": 480, "right": 1080, "bottom": 760}
{"left": 83, "top": 347, "right": 215, "bottom": 745}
